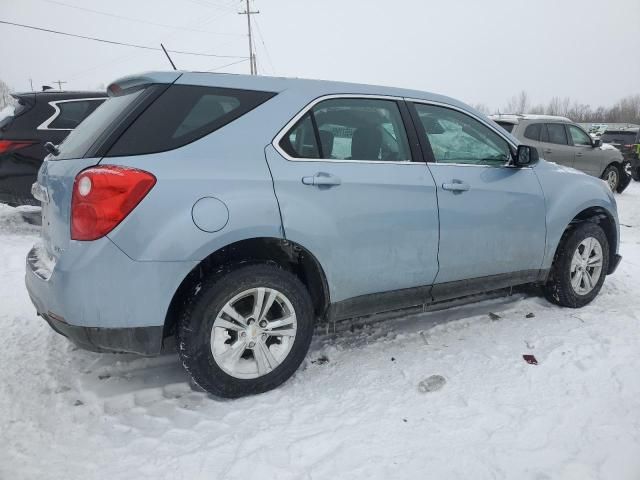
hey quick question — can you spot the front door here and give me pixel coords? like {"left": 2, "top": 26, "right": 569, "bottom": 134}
{"left": 567, "top": 124, "right": 601, "bottom": 176}
{"left": 266, "top": 96, "right": 440, "bottom": 316}
{"left": 409, "top": 102, "right": 547, "bottom": 300}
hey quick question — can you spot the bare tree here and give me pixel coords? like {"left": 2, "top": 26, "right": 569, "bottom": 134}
{"left": 470, "top": 103, "right": 490, "bottom": 115}
{"left": 0, "top": 78, "right": 16, "bottom": 110}
{"left": 503, "top": 91, "right": 529, "bottom": 113}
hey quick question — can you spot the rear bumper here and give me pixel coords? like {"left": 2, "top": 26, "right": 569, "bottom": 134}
{"left": 25, "top": 237, "right": 198, "bottom": 356}
{"left": 41, "top": 312, "right": 163, "bottom": 355}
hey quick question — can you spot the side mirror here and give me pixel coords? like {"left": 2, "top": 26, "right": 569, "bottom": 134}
{"left": 592, "top": 138, "right": 602, "bottom": 148}
{"left": 514, "top": 145, "right": 539, "bottom": 167}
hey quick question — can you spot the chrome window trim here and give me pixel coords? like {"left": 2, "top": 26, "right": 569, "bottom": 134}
{"left": 37, "top": 97, "right": 105, "bottom": 131}
{"left": 405, "top": 98, "right": 524, "bottom": 168}
{"left": 272, "top": 93, "right": 417, "bottom": 165}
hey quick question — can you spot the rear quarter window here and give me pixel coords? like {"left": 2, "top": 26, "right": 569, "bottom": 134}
{"left": 106, "top": 85, "right": 276, "bottom": 157}
{"left": 495, "top": 121, "right": 514, "bottom": 133}
{"left": 48, "top": 99, "right": 104, "bottom": 129}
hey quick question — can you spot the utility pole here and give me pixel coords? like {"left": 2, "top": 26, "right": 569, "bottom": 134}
{"left": 52, "top": 80, "right": 67, "bottom": 91}
{"left": 238, "top": 0, "right": 259, "bottom": 75}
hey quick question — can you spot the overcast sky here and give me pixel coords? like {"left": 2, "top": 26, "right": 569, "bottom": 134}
{"left": 1, "top": 0, "right": 638, "bottom": 110}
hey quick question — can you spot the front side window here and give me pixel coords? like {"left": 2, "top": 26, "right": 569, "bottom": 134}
{"left": 413, "top": 104, "right": 510, "bottom": 166}
{"left": 568, "top": 125, "right": 592, "bottom": 146}
{"left": 48, "top": 99, "right": 104, "bottom": 129}
{"left": 280, "top": 97, "right": 412, "bottom": 162}
{"left": 546, "top": 123, "right": 568, "bottom": 145}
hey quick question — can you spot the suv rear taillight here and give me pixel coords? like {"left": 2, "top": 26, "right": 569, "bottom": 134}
{"left": 71, "top": 166, "right": 156, "bottom": 241}
{"left": 0, "top": 140, "right": 36, "bottom": 154}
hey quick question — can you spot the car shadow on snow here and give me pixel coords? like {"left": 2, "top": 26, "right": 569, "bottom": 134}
{"left": 54, "top": 290, "right": 542, "bottom": 402}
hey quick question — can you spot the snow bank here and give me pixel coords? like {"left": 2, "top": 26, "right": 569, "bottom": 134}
{"left": 2, "top": 186, "right": 640, "bottom": 479}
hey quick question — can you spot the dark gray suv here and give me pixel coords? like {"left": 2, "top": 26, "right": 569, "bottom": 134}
{"left": 491, "top": 114, "right": 628, "bottom": 192}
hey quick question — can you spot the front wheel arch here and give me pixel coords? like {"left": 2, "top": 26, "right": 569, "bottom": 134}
{"left": 547, "top": 207, "right": 618, "bottom": 282}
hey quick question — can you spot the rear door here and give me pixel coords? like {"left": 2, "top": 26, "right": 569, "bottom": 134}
{"left": 266, "top": 95, "right": 440, "bottom": 316}
{"left": 541, "top": 123, "right": 575, "bottom": 168}
{"left": 567, "top": 124, "right": 600, "bottom": 176}
{"left": 408, "top": 101, "right": 546, "bottom": 298}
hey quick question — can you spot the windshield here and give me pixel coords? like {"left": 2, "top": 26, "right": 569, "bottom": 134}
{"left": 54, "top": 88, "right": 145, "bottom": 160}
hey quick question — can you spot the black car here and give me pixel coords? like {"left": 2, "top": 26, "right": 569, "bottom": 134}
{"left": 0, "top": 90, "right": 106, "bottom": 206}
{"left": 601, "top": 127, "right": 640, "bottom": 180}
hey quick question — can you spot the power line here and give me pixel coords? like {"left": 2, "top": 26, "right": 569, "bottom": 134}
{"left": 208, "top": 58, "right": 250, "bottom": 72}
{"left": 39, "top": 0, "right": 244, "bottom": 36}
{"left": 185, "top": 0, "right": 239, "bottom": 11}
{"left": 253, "top": 18, "right": 275, "bottom": 75}
{"left": 0, "top": 20, "right": 248, "bottom": 59}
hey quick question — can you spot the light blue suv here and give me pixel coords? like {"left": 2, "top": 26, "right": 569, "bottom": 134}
{"left": 26, "top": 71, "right": 621, "bottom": 397}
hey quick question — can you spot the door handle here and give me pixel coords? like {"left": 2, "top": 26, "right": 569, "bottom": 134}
{"left": 442, "top": 180, "right": 470, "bottom": 192}
{"left": 576, "top": 152, "right": 584, "bottom": 157}
{"left": 543, "top": 148, "right": 552, "bottom": 154}
{"left": 301, "top": 172, "right": 342, "bottom": 187}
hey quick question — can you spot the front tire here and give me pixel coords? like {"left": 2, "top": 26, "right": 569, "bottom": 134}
{"left": 544, "top": 222, "right": 609, "bottom": 308}
{"left": 177, "top": 264, "right": 314, "bottom": 398}
{"left": 602, "top": 164, "right": 620, "bottom": 192}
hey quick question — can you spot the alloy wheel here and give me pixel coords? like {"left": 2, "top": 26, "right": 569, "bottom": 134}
{"left": 570, "top": 237, "right": 603, "bottom": 295}
{"left": 210, "top": 287, "right": 297, "bottom": 379}
{"left": 606, "top": 169, "right": 618, "bottom": 191}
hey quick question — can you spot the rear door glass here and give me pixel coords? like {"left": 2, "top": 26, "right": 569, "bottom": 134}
{"left": 546, "top": 124, "right": 568, "bottom": 145}
{"left": 524, "top": 123, "right": 542, "bottom": 141}
{"left": 106, "top": 85, "right": 275, "bottom": 157}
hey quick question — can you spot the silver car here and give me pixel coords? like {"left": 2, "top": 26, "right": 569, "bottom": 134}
{"left": 491, "top": 114, "right": 627, "bottom": 192}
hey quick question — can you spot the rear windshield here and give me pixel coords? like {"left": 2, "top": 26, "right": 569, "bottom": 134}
{"left": 55, "top": 88, "right": 146, "bottom": 160}
{"left": 601, "top": 131, "right": 638, "bottom": 144}
{"left": 106, "top": 85, "right": 276, "bottom": 157}
{"left": 495, "top": 121, "right": 514, "bottom": 133}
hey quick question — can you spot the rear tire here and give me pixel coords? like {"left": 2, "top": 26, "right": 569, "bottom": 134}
{"left": 544, "top": 222, "right": 609, "bottom": 308}
{"left": 177, "top": 264, "right": 314, "bottom": 398}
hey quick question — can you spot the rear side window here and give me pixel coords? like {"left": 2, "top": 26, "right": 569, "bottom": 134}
{"left": 279, "top": 97, "right": 412, "bottom": 162}
{"left": 280, "top": 113, "right": 320, "bottom": 159}
{"left": 48, "top": 99, "right": 104, "bottom": 129}
{"left": 546, "top": 123, "right": 568, "bottom": 145}
{"left": 524, "top": 123, "right": 542, "bottom": 141}
{"left": 107, "top": 85, "right": 275, "bottom": 157}
{"left": 495, "top": 121, "right": 514, "bottom": 133}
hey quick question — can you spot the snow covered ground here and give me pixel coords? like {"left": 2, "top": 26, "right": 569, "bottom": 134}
{"left": 2, "top": 185, "right": 640, "bottom": 480}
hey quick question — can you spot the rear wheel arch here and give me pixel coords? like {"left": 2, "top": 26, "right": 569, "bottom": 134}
{"left": 163, "top": 237, "right": 330, "bottom": 339}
